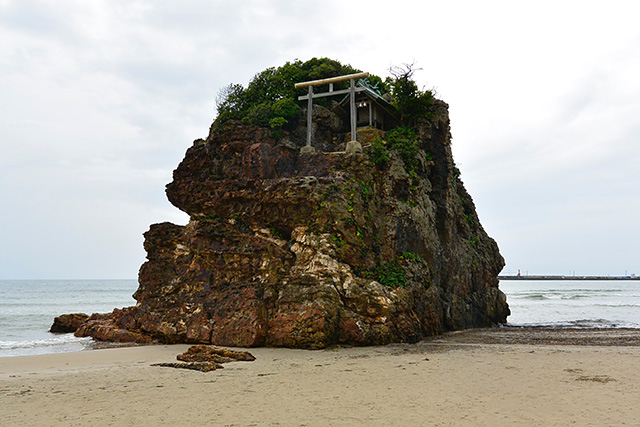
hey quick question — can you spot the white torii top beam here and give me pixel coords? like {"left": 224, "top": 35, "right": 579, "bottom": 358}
{"left": 294, "top": 72, "right": 370, "bottom": 89}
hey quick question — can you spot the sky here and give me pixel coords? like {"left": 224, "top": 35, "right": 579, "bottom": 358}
{"left": 1, "top": 0, "right": 639, "bottom": 279}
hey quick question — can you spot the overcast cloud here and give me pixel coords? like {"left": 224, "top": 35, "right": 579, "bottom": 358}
{"left": 1, "top": 0, "right": 638, "bottom": 279}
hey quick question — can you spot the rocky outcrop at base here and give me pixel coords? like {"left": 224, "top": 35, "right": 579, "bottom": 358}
{"left": 50, "top": 313, "right": 90, "bottom": 334}
{"left": 66, "top": 99, "right": 509, "bottom": 348}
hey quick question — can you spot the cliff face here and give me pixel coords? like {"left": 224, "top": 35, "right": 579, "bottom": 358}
{"left": 74, "top": 100, "right": 509, "bottom": 348}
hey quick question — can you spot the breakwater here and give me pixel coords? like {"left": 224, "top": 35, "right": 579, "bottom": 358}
{"left": 499, "top": 275, "right": 639, "bottom": 281}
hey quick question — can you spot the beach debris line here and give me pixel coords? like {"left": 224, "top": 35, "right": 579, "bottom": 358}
{"left": 152, "top": 345, "right": 256, "bottom": 372}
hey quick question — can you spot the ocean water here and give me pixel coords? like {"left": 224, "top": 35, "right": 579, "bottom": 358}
{"left": 0, "top": 279, "right": 136, "bottom": 357}
{"left": 2, "top": 279, "right": 639, "bottom": 357}
{"left": 501, "top": 279, "right": 640, "bottom": 328}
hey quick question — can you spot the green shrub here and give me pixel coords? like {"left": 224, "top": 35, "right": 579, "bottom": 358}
{"left": 241, "top": 98, "right": 301, "bottom": 130}
{"left": 359, "top": 181, "right": 372, "bottom": 199}
{"left": 332, "top": 232, "right": 346, "bottom": 247}
{"left": 214, "top": 58, "right": 374, "bottom": 129}
{"left": 368, "top": 260, "right": 406, "bottom": 287}
{"left": 366, "top": 252, "right": 425, "bottom": 287}
{"left": 399, "top": 251, "right": 423, "bottom": 262}
{"left": 269, "top": 116, "right": 288, "bottom": 128}
{"left": 387, "top": 63, "right": 435, "bottom": 127}
{"left": 243, "top": 102, "right": 273, "bottom": 127}
{"left": 367, "top": 137, "right": 390, "bottom": 168}
{"left": 386, "top": 127, "right": 420, "bottom": 171}
{"left": 271, "top": 98, "right": 300, "bottom": 120}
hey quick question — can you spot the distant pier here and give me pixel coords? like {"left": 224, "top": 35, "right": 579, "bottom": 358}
{"left": 499, "top": 275, "right": 639, "bottom": 281}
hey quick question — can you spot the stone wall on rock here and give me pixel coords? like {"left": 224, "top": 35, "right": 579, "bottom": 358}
{"left": 72, "top": 99, "right": 510, "bottom": 348}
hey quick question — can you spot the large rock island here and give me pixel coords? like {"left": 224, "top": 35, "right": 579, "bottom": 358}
{"left": 66, "top": 60, "right": 509, "bottom": 348}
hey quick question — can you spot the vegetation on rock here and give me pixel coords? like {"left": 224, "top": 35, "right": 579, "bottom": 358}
{"left": 369, "top": 126, "right": 425, "bottom": 172}
{"left": 387, "top": 63, "right": 436, "bottom": 127}
{"left": 214, "top": 58, "right": 363, "bottom": 130}
{"left": 213, "top": 58, "right": 435, "bottom": 134}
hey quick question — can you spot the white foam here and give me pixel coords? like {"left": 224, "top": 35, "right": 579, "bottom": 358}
{"left": 0, "top": 334, "right": 94, "bottom": 357}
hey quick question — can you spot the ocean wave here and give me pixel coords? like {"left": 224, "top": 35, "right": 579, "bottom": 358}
{"left": 513, "top": 292, "right": 639, "bottom": 301}
{"left": 506, "top": 318, "right": 640, "bottom": 329}
{"left": 563, "top": 294, "right": 590, "bottom": 300}
{"left": 520, "top": 294, "right": 549, "bottom": 300}
{"left": 0, "top": 335, "right": 93, "bottom": 352}
{"left": 516, "top": 293, "right": 587, "bottom": 301}
{"left": 593, "top": 303, "right": 640, "bottom": 308}
{"left": 506, "top": 288, "right": 634, "bottom": 296}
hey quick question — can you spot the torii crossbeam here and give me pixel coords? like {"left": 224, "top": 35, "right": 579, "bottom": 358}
{"left": 295, "top": 71, "right": 370, "bottom": 153}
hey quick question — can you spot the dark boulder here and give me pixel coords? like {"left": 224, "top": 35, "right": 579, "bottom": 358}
{"left": 50, "top": 313, "right": 90, "bottom": 333}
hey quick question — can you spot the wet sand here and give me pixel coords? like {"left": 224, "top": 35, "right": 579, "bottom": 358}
{"left": 1, "top": 328, "right": 639, "bottom": 426}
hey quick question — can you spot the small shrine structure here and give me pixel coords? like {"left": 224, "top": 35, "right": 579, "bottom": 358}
{"left": 295, "top": 72, "right": 396, "bottom": 154}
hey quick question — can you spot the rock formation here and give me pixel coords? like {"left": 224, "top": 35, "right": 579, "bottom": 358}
{"left": 70, "top": 98, "right": 509, "bottom": 348}
{"left": 152, "top": 345, "right": 256, "bottom": 372}
{"left": 50, "top": 313, "right": 90, "bottom": 333}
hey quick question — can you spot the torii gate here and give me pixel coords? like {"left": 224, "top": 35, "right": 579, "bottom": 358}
{"left": 295, "top": 71, "right": 370, "bottom": 154}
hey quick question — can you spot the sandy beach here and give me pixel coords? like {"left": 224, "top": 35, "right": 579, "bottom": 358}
{"left": 2, "top": 328, "right": 639, "bottom": 426}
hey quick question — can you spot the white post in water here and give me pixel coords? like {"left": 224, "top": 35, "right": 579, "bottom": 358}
{"left": 295, "top": 71, "right": 369, "bottom": 154}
